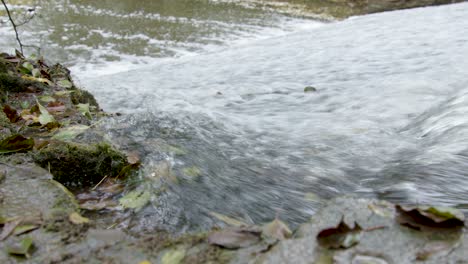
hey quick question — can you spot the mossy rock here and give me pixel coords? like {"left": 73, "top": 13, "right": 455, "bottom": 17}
{"left": 0, "top": 73, "right": 46, "bottom": 94}
{"left": 0, "top": 58, "right": 9, "bottom": 73}
{"left": 71, "top": 88, "right": 100, "bottom": 109}
{"left": 48, "top": 63, "right": 71, "bottom": 83}
{"left": 0, "top": 164, "right": 78, "bottom": 220}
{"left": 33, "top": 141, "right": 128, "bottom": 188}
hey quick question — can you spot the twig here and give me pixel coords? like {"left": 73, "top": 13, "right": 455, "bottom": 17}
{"left": 16, "top": 9, "right": 35, "bottom": 26}
{"left": 1, "top": 0, "right": 24, "bottom": 53}
{"left": 92, "top": 175, "right": 108, "bottom": 191}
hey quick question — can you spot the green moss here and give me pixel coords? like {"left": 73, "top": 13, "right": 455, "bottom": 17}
{"left": 71, "top": 88, "right": 100, "bottom": 109}
{"left": 0, "top": 58, "right": 9, "bottom": 73}
{"left": 33, "top": 141, "right": 129, "bottom": 188}
{"left": 0, "top": 73, "right": 46, "bottom": 94}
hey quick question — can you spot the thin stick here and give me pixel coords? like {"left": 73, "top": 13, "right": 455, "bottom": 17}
{"left": 1, "top": 0, "right": 24, "bottom": 53}
{"left": 92, "top": 175, "right": 108, "bottom": 191}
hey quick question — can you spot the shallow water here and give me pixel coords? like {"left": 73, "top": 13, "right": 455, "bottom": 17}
{"left": 2, "top": 1, "right": 468, "bottom": 230}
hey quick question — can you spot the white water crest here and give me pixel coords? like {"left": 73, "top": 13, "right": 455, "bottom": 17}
{"left": 80, "top": 3, "right": 468, "bottom": 228}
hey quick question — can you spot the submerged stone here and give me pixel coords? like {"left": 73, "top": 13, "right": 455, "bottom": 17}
{"left": 304, "top": 86, "right": 317, "bottom": 93}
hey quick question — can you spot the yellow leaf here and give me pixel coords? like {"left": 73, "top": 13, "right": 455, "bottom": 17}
{"left": 69, "top": 212, "right": 90, "bottom": 224}
{"left": 21, "top": 75, "right": 53, "bottom": 85}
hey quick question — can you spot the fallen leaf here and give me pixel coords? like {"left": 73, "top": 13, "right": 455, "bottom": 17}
{"left": 22, "top": 62, "right": 34, "bottom": 73}
{"left": 161, "top": 248, "right": 186, "bottom": 264}
{"left": 0, "top": 135, "right": 34, "bottom": 154}
{"left": 6, "top": 237, "right": 33, "bottom": 258}
{"left": 35, "top": 99, "right": 56, "bottom": 126}
{"left": 209, "top": 212, "right": 248, "bottom": 227}
{"left": 38, "top": 95, "right": 56, "bottom": 103}
{"left": 77, "top": 103, "right": 91, "bottom": 119}
{"left": 55, "top": 90, "right": 74, "bottom": 96}
{"left": 397, "top": 205, "right": 465, "bottom": 229}
{"left": 13, "top": 225, "right": 39, "bottom": 236}
{"left": 317, "top": 220, "right": 362, "bottom": 249}
{"left": 3, "top": 105, "right": 20, "bottom": 123}
{"left": 139, "top": 261, "right": 151, "bottom": 264}
{"left": 69, "top": 212, "right": 90, "bottom": 224}
{"left": 208, "top": 227, "right": 261, "bottom": 249}
{"left": 46, "top": 101, "right": 66, "bottom": 112}
{"left": 57, "top": 79, "right": 73, "bottom": 89}
{"left": 21, "top": 75, "right": 53, "bottom": 85}
{"left": 52, "top": 125, "right": 89, "bottom": 141}
{"left": 0, "top": 219, "right": 22, "bottom": 240}
{"left": 262, "top": 218, "right": 292, "bottom": 241}
{"left": 119, "top": 189, "right": 151, "bottom": 211}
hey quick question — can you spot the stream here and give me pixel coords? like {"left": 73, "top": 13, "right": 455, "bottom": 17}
{"left": 2, "top": 1, "right": 468, "bottom": 231}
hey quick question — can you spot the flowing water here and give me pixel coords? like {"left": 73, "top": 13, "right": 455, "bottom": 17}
{"left": 2, "top": 1, "right": 468, "bottom": 231}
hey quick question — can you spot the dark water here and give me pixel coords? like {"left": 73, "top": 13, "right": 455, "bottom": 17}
{"left": 2, "top": 1, "right": 468, "bottom": 231}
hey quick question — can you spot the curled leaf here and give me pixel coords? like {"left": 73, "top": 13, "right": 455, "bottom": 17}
{"left": 317, "top": 220, "right": 362, "bottom": 249}
{"left": 397, "top": 205, "right": 465, "bottom": 229}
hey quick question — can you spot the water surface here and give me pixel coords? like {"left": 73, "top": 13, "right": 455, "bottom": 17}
{"left": 2, "top": 1, "right": 468, "bottom": 230}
